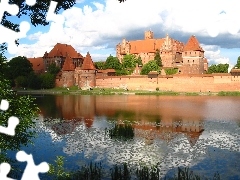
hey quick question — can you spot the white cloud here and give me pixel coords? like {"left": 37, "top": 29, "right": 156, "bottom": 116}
{"left": 10, "top": 0, "right": 240, "bottom": 62}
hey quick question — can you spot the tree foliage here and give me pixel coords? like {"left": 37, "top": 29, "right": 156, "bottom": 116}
{"left": 6, "top": 56, "right": 33, "bottom": 81}
{"left": 165, "top": 68, "right": 178, "bottom": 75}
{"left": 47, "top": 63, "right": 61, "bottom": 76}
{"left": 154, "top": 49, "right": 162, "bottom": 67}
{"left": 94, "top": 61, "right": 105, "bottom": 70}
{"left": 40, "top": 72, "right": 55, "bottom": 89}
{"left": 234, "top": 56, "right": 240, "bottom": 69}
{"left": 140, "top": 60, "right": 160, "bottom": 75}
{"left": 0, "top": 76, "right": 38, "bottom": 161}
{"left": 122, "top": 54, "right": 137, "bottom": 69}
{"left": 104, "top": 55, "right": 122, "bottom": 70}
{"left": 1, "top": 0, "right": 76, "bottom": 53}
{"left": 207, "top": 64, "right": 229, "bottom": 74}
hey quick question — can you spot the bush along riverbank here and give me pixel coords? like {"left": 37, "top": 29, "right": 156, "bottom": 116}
{"left": 47, "top": 157, "right": 221, "bottom": 180}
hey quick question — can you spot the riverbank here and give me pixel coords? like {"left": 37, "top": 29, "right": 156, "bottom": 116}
{"left": 16, "top": 87, "right": 240, "bottom": 96}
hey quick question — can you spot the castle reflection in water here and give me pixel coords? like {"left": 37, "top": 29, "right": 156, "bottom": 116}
{"left": 35, "top": 95, "right": 207, "bottom": 146}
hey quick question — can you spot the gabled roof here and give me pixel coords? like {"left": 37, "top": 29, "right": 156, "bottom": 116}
{"left": 28, "top": 57, "right": 44, "bottom": 72}
{"left": 183, "top": 35, "right": 204, "bottom": 52}
{"left": 62, "top": 55, "right": 75, "bottom": 71}
{"left": 129, "top": 39, "right": 165, "bottom": 54}
{"left": 81, "top": 52, "right": 96, "bottom": 70}
{"left": 44, "top": 43, "right": 84, "bottom": 58}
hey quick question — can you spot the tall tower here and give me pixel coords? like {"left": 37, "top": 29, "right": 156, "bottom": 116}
{"left": 144, "top": 30, "right": 154, "bottom": 39}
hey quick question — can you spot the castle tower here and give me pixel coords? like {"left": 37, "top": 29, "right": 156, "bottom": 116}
{"left": 182, "top": 35, "right": 205, "bottom": 74}
{"left": 144, "top": 30, "right": 154, "bottom": 39}
{"left": 62, "top": 54, "right": 75, "bottom": 87}
{"left": 78, "top": 52, "right": 96, "bottom": 89}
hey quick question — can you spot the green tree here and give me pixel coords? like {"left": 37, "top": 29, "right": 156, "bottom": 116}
{"left": 207, "top": 63, "right": 229, "bottom": 74}
{"left": 104, "top": 55, "right": 122, "bottom": 70}
{"left": 154, "top": 49, "right": 162, "bottom": 67}
{"left": 47, "top": 63, "right": 61, "bottom": 76}
{"left": 135, "top": 56, "right": 143, "bottom": 66}
{"left": 27, "top": 72, "right": 42, "bottom": 89}
{"left": 1, "top": 0, "right": 76, "bottom": 54}
{"left": 94, "top": 61, "right": 105, "bottom": 70}
{"left": 6, "top": 56, "right": 34, "bottom": 81}
{"left": 0, "top": 76, "right": 38, "bottom": 161}
{"left": 40, "top": 72, "right": 55, "bottom": 89}
{"left": 122, "top": 54, "right": 137, "bottom": 69}
{"left": 15, "top": 75, "right": 28, "bottom": 87}
{"left": 141, "top": 60, "right": 160, "bottom": 75}
{"left": 235, "top": 56, "right": 240, "bottom": 68}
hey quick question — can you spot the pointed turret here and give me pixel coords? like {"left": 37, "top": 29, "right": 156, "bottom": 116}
{"left": 62, "top": 55, "right": 75, "bottom": 71}
{"left": 183, "top": 35, "right": 204, "bottom": 52}
{"left": 82, "top": 52, "right": 96, "bottom": 70}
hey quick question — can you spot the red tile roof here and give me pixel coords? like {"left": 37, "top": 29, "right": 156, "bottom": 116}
{"left": 183, "top": 35, "right": 204, "bottom": 52}
{"left": 44, "top": 43, "right": 83, "bottom": 58}
{"left": 81, "top": 52, "right": 96, "bottom": 70}
{"left": 130, "top": 39, "right": 165, "bottom": 54}
{"left": 62, "top": 55, "right": 75, "bottom": 71}
{"left": 28, "top": 57, "right": 44, "bottom": 73}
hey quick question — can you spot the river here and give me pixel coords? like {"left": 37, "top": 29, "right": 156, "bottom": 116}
{"left": 7, "top": 95, "right": 240, "bottom": 179}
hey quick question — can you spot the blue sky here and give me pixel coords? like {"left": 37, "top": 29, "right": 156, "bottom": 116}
{"left": 3, "top": 0, "right": 240, "bottom": 70}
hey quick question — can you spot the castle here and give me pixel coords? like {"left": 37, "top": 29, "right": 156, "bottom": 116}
{"left": 116, "top": 31, "right": 208, "bottom": 74}
{"left": 28, "top": 43, "right": 96, "bottom": 89}
{"left": 27, "top": 32, "right": 240, "bottom": 92}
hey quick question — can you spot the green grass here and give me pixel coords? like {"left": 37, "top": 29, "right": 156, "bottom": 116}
{"left": 185, "top": 92, "right": 199, "bottom": 96}
{"left": 217, "top": 91, "right": 240, "bottom": 96}
{"left": 135, "top": 91, "right": 180, "bottom": 96}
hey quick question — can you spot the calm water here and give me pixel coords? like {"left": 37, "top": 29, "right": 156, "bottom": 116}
{"left": 8, "top": 95, "right": 240, "bottom": 179}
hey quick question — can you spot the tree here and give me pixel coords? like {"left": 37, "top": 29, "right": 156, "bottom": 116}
{"left": 1, "top": 0, "right": 76, "bottom": 53}
{"left": 104, "top": 55, "right": 122, "bottom": 70}
{"left": 136, "top": 56, "right": 143, "bottom": 66}
{"left": 235, "top": 56, "right": 240, "bottom": 68}
{"left": 40, "top": 72, "right": 55, "bottom": 89}
{"left": 94, "top": 61, "right": 105, "bottom": 70}
{"left": 140, "top": 60, "right": 160, "bottom": 75}
{"left": 6, "top": 56, "right": 33, "bottom": 80}
{"left": 207, "top": 64, "right": 229, "bottom": 74}
{"left": 47, "top": 63, "right": 61, "bottom": 76}
{"left": 154, "top": 49, "right": 162, "bottom": 67}
{"left": 0, "top": 76, "right": 38, "bottom": 162}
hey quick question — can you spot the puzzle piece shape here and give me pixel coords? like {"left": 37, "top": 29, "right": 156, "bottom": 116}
{"left": 0, "top": 21, "right": 30, "bottom": 54}
{"left": 16, "top": 151, "right": 49, "bottom": 180}
{"left": 0, "top": 100, "right": 19, "bottom": 136}
{"left": 0, "top": 99, "right": 9, "bottom": 111}
{"left": 0, "top": 116, "right": 19, "bottom": 136}
{"left": 0, "top": 0, "right": 36, "bottom": 54}
{"left": 0, "top": 163, "right": 16, "bottom": 180}
{"left": 46, "top": 1, "right": 64, "bottom": 25}
{"left": 0, "top": 0, "right": 19, "bottom": 21}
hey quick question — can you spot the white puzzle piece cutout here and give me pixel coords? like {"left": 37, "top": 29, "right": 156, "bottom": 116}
{"left": 0, "top": 163, "right": 16, "bottom": 180}
{"left": 16, "top": 151, "right": 49, "bottom": 180}
{"left": 0, "top": 100, "right": 19, "bottom": 136}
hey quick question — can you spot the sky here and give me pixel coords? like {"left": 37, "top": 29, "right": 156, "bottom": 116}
{"left": 3, "top": 0, "right": 240, "bottom": 70}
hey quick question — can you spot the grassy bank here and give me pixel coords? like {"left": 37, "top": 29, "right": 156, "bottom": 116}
{"left": 16, "top": 87, "right": 240, "bottom": 96}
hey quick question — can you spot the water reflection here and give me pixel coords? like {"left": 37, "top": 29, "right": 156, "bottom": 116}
{"left": 33, "top": 95, "right": 240, "bottom": 179}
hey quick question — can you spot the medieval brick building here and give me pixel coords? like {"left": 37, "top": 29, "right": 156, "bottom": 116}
{"left": 116, "top": 31, "right": 208, "bottom": 74}
{"left": 28, "top": 43, "right": 96, "bottom": 89}
{"left": 43, "top": 43, "right": 84, "bottom": 72}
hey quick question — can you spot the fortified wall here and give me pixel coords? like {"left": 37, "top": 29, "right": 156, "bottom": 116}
{"left": 96, "top": 74, "right": 240, "bottom": 92}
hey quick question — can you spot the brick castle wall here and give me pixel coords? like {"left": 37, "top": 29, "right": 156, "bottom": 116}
{"left": 96, "top": 74, "right": 240, "bottom": 92}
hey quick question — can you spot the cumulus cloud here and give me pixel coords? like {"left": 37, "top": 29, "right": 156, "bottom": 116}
{"left": 11, "top": 0, "right": 240, "bottom": 62}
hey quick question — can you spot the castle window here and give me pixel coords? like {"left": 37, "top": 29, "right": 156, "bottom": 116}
{"left": 185, "top": 52, "right": 187, "bottom": 55}
{"left": 193, "top": 60, "right": 195, "bottom": 63}
{"left": 188, "top": 60, "right": 189, "bottom": 63}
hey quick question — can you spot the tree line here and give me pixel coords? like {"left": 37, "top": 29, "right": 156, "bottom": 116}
{"left": 0, "top": 55, "right": 60, "bottom": 89}
{"left": 94, "top": 49, "right": 163, "bottom": 75}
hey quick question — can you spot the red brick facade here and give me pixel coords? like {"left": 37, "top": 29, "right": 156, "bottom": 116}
{"left": 116, "top": 31, "right": 208, "bottom": 74}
